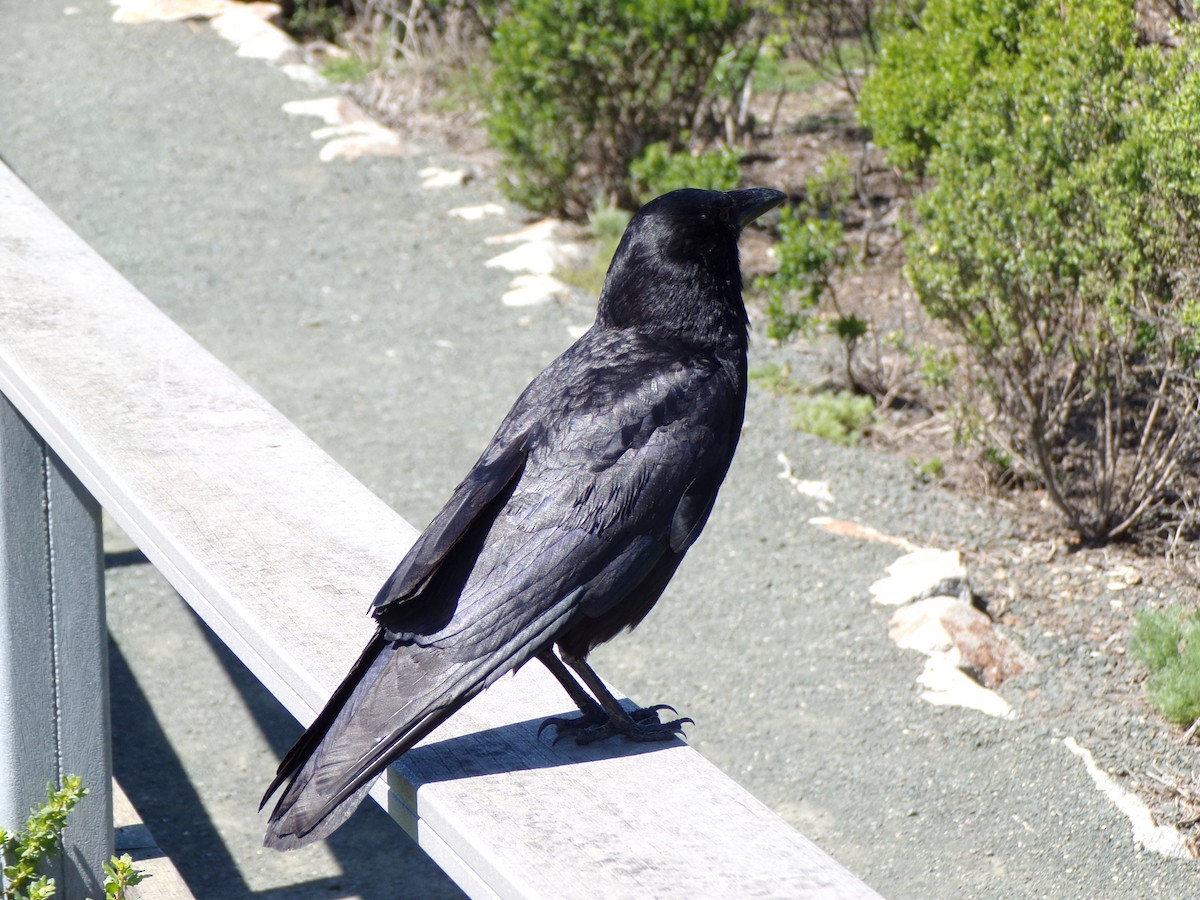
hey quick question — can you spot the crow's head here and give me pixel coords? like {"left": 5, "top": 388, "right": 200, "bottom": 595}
{"left": 598, "top": 187, "right": 785, "bottom": 346}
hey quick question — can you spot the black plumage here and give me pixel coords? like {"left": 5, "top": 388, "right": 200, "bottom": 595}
{"left": 262, "top": 186, "right": 785, "bottom": 849}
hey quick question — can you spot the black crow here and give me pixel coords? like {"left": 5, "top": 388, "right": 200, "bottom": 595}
{"left": 262, "top": 186, "right": 785, "bottom": 849}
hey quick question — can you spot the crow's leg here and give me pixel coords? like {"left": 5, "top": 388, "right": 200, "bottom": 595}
{"left": 536, "top": 650, "right": 607, "bottom": 740}
{"left": 537, "top": 649, "right": 691, "bottom": 745}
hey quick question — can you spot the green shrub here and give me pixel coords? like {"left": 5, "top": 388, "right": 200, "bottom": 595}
{"left": 629, "top": 141, "right": 743, "bottom": 206}
{"left": 794, "top": 390, "right": 874, "bottom": 445}
{"left": 757, "top": 205, "right": 843, "bottom": 342}
{"left": 487, "top": 0, "right": 751, "bottom": 216}
{"left": 0, "top": 777, "right": 147, "bottom": 900}
{"left": 281, "top": 0, "right": 349, "bottom": 42}
{"left": 861, "top": 0, "right": 1200, "bottom": 541}
{"left": 858, "top": 0, "right": 1040, "bottom": 176}
{"left": 756, "top": 155, "right": 852, "bottom": 341}
{"left": 1129, "top": 606, "right": 1200, "bottom": 725}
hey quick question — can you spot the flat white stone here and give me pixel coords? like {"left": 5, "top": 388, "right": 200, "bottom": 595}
{"left": 776, "top": 452, "right": 834, "bottom": 505}
{"left": 869, "top": 547, "right": 967, "bottom": 606}
{"left": 450, "top": 204, "right": 506, "bottom": 221}
{"left": 210, "top": 3, "right": 294, "bottom": 62}
{"left": 283, "top": 98, "right": 405, "bottom": 161}
{"left": 420, "top": 167, "right": 467, "bottom": 189}
{"left": 807, "top": 516, "right": 919, "bottom": 550}
{"left": 486, "top": 241, "right": 581, "bottom": 276}
{"left": 917, "top": 655, "right": 1016, "bottom": 720}
{"left": 501, "top": 275, "right": 571, "bottom": 307}
{"left": 283, "top": 96, "right": 377, "bottom": 128}
{"left": 485, "top": 218, "right": 562, "bottom": 245}
{"left": 889, "top": 595, "right": 963, "bottom": 655}
{"left": 110, "top": 0, "right": 232, "bottom": 24}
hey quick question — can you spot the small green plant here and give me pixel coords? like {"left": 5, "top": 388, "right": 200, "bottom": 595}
{"left": 629, "top": 141, "right": 743, "bottom": 206}
{"left": 794, "top": 390, "right": 874, "bottom": 445}
{"left": 749, "top": 361, "right": 798, "bottom": 395}
{"left": 0, "top": 777, "right": 146, "bottom": 900}
{"left": 102, "top": 854, "right": 146, "bottom": 899}
{"left": 756, "top": 155, "right": 852, "bottom": 341}
{"left": 320, "top": 53, "right": 378, "bottom": 84}
{"left": 1129, "top": 606, "right": 1200, "bottom": 726}
{"left": 1, "top": 776, "right": 87, "bottom": 900}
{"left": 757, "top": 206, "right": 843, "bottom": 341}
{"left": 912, "top": 457, "right": 945, "bottom": 480}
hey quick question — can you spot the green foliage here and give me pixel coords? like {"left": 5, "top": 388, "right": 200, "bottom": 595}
{"left": 861, "top": 0, "right": 1200, "bottom": 541}
{"left": 756, "top": 155, "right": 852, "bottom": 341}
{"left": 1130, "top": 606, "right": 1200, "bottom": 725}
{"left": 749, "top": 361, "right": 799, "bottom": 394}
{"left": 912, "top": 456, "right": 945, "bottom": 480}
{"left": 103, "top": 854, "right": 146, "bottom": 899}
{"left": 757, "top": 205, "right": 843, "bottom": 341}
{"left": 859, "top": 0, "right": 1042, "bottom": 176}
{"left": 282, "top": 0, "right": 348, "bottom": 42}
{"left": 793, "top": 390, "right": 874, "bottom": 445}
{"left": 1, "top": 777, "right": 87, "bottom": 900}
{"left": 487, "top": 0, "right": 751, "bottom": 216}
{"left": 629, "top": 142, "right": 743, "bottom": 206}
{"left": 320, "top": 53, "right": 377, "bottom": 84}
{"left": 0, "top": 777, "right": 147, "bottom": 900}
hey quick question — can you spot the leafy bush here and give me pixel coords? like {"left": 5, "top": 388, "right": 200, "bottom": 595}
{"left": 487, "top": 0, "right": 752, "bottom": 216}
{"left": 858, "top": 0, "right": 1042, "bottom": 176}
{"left": 860, "top": 0, "right": 1200, "bottom": 542}
{"left": 629, "top": 142, "right": 743, "bottom": 206}
{"left": 1129, "top": 606, "right": 1200, "bottom": 725}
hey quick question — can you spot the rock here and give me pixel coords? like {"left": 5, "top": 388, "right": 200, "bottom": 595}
{"left": 419, "top": 166, "right": 468, "bottom": 189}
{"left": 501, "top": 275, "right": 572, "bottom": 307}
{"left": 282, "top": 97, "right": 406, "bottom": 162}
{"left": 869, "top": 547, "right": 968, "bottom": 606}
{"left": 917, "top": 654, "right": 1017, "bottom": 720}
{"left": 889, "top": 596, "right": 1035, "bottom": 687}
{"left": 449, "top": 203, "right": 506, "bottom": 221}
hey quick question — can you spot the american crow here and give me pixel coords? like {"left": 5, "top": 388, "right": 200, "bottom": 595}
{"left": 262, "top": 186, "right": 785, "bottom": 849}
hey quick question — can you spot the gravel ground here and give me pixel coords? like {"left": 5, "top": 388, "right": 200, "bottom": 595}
{"left": 2, "top": 3, "right": 1199, "bottom": 898}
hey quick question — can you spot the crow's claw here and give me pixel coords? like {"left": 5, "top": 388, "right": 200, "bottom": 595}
{"left": 538, "top": 705, "right": 692, "bottom": 746}
{"left": 538, "top": 712, "right": 605, "bottom": 744}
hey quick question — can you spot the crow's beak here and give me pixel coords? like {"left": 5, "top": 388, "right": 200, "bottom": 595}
{"left": 729, "top": 187, "right": 787, "bottom": 229}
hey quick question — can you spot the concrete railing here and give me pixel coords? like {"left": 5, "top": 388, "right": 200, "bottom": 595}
{"left": 0, "top": 161, "right": 881, "bottom": 899}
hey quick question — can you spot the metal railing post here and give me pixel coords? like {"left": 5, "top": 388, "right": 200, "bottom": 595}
{"left": 0, "top": 394, "right": 112, "bottom": 897}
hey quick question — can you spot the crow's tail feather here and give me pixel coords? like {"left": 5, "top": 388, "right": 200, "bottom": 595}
{"left": 262, "top": 631, "right": 481, "bottom": 850}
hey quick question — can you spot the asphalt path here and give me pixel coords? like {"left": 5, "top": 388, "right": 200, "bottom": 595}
{"left": 2, "top": 3, "right": 1198, "bottom": 897}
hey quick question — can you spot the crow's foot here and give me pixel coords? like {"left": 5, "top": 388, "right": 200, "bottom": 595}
{"left": 538, "top": 704, "right": 692, "bottom": 745}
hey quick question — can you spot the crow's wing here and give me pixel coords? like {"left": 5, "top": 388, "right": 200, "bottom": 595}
{"left": 369, "top": 431, "right": 533, "bottom": 614}
{"left": 378, "top": 332, "right": 744, "bottom": 647}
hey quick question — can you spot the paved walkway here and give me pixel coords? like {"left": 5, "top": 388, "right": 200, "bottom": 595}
{"left": 2, "top": 3, "right": 1197, "bottom": 897}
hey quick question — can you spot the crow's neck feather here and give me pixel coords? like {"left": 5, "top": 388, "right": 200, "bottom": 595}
{"left": 596, "top": 243, "right": 748, "bottom": 352}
